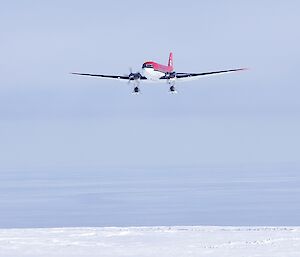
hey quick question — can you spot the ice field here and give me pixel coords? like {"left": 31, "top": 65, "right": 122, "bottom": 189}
{"left": 0, "top": 226, "right": 300, "bottom": 257}
{"left": 1, "top": 166, "right": 299, "bottom": 256}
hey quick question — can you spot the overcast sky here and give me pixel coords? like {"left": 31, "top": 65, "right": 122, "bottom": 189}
{"left": 0, "top": 0, "right": 299, "bottom": 170}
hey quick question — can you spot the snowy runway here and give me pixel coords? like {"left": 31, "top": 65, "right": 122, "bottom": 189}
{"left": 0, "top": 226, "right": 299, "bottom": 257}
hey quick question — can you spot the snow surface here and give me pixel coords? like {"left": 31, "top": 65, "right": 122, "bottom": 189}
{"left": 0, "top": 226, "right": 300, "bottom": 257}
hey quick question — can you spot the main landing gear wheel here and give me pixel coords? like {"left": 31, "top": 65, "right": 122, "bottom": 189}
{"left": 133, "top": 86, "right": 140, "bottom": 94}
{"left": 169, "top": 85, "right": 177, "bottom": 94}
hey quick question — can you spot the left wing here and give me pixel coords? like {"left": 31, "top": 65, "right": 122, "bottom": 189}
{"left": 71, "top": 72, "right": 147, "bottom": 80}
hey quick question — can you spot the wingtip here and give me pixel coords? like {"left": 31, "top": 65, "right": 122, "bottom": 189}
{"left": 240, "top": 67, "right": 249, "bottom": 71}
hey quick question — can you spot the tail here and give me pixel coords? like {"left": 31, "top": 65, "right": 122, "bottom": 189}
{"left": 168, "top": 52, "right": 174, "bottom": 68}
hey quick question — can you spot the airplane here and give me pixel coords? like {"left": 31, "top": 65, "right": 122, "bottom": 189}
{"left": 71, "top": 52, "right": 246, "bottom": 94}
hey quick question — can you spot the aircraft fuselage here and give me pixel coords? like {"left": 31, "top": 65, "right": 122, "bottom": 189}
{"left": 142, "top": 61, "right": 174, "bottom": 81}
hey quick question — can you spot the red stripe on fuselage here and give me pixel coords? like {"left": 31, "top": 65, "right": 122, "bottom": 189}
{"left": 144, "top": 61, "right": 174, "bottom": 73}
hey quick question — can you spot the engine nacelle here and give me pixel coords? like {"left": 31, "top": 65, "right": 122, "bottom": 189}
{"left": 165, "top": 72, "right": 177, "bottom": 79}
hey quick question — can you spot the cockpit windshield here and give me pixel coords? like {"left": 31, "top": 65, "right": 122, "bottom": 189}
{"left": 142, "top": 63, "right": 154, "bottom": 69}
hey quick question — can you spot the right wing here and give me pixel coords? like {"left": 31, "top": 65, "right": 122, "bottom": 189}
{"left": 173, "top": 68, "right": 246, "bottom": 82}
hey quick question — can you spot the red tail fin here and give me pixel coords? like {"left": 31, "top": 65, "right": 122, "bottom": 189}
{"left": 168, "top": 52, "right": 173, "bottom": 68}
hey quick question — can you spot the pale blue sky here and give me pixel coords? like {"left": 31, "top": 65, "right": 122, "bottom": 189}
{"left": 1, "top": 0, "right": 299, "bottom": 169}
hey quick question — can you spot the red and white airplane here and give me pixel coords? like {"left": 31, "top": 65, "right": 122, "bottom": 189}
{"left": 72, "top": 52, "right": 246, "bottom": 94}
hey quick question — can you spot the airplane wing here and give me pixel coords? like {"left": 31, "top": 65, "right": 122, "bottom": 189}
{"left": 71, "top": 72, "right": 148, "bottom": 80}
{"left": 160, "top": 68, "right": 246, "bottom": 82}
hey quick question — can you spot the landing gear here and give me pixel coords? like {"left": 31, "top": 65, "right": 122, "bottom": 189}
{"left": 133, "top": 86, "right": 140, "bottom": 94}
{"left": 169, "top": 85, "right": 177, "bottom": 94}
{"left": 131, "top": 77, "right": 141, "bottom": 94}
{"left": 168, "top": 79, "right": 177, "bottom": 94}
{"left": 169, "top": 85, "right": 176, "bottom": 93}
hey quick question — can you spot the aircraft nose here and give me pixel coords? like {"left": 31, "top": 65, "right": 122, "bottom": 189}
{"left": 142, "top": 67, "right": 149, "bottom": 77}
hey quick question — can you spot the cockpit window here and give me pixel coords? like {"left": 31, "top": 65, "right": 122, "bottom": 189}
{"left": 142, "top": 63, "right": 153, "bottom": 68}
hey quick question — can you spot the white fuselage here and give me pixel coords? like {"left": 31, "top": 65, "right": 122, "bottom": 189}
{"left": 142, "top": 68, "right": 165, "bottom": 81}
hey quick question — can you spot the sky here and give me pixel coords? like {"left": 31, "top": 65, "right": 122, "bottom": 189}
{"left": 0, "top": 0, "right": 299, "bottom": 169}
{"left": 0, "top": 1, "right": 300, "bottom": 227}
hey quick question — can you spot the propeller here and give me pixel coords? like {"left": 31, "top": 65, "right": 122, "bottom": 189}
{"left": 127, "top": 67, "right": 142, "bottom": 85}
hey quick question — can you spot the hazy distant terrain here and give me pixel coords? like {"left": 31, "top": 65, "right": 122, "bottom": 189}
{"left": 1, "top": 166, "right": 299, "bottom": 228}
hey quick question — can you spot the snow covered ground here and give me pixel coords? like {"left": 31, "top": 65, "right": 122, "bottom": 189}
{"left": 0, "top": 226, "right": 300, "bottom": 257}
